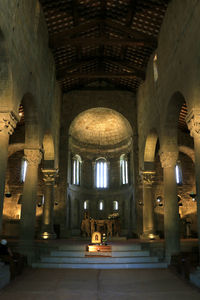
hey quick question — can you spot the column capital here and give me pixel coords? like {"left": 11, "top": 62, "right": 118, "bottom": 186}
{"left": 140, "top": 171, "right": 156, "bottom": 185}
{"left": 42, "top": 169, "right": 58, "bottom": 184}
{"left": 159, "top": 151, "right": 178, "bottom": 168}
{"left": 186, "top": 108, "right": 200, "bottom": 138}
{"left": 24, "top": 148, "right": 43, "bottom": 166}
{"left": 0, "top": 111, "right": 18, "bottom": 135}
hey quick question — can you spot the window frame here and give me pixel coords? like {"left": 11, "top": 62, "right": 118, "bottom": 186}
{"left": 72, "top": 154, "right": 82, "bottom": 185}
{"left": 120, "top": 154, "right": 129, "bottom": 185}
{"left": 95, "top": 157, "right": 108, "bottom": 189}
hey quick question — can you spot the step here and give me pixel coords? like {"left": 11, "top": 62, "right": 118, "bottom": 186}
{"left": 51, "top": 251, "right": 85, "bottom": 257}
{"left": 40, "top": 256, "right": 159, "bottom": 264}
{"left": 112, "top": 250, "right": 150, "bottom": 257}
{"left": 32, "top": 262, "right": 168, "bottom": 269}
{"left": 111, "top": 244, "right": 142, "bottom": 251}
{"left": 59, "top": 245, "right": 86, "bottom": 251}
{"left": 50, "top": 250, "right": 149, "bottom": 257}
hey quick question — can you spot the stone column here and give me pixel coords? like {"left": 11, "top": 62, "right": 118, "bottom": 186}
{"left": 20, "top": 149, "right": 42, "bottom": 243}
{"left": 40, "top": 169, "right": 58, "bottom": 239}
{"left": 186, "top": 109, "right": 200, "bottom": 260}
{"left": 0, "top": 112, "right": 18, "bottom": 232}
{"left": 160, "top": 151, "right": 180, "bottom": 261}
{"left": 140, "top": 171, "right": 158, "bottom": 239}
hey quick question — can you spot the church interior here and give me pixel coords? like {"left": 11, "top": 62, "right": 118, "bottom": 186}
{"left": 0, "top": 0, "right": 200, "bottom": 296}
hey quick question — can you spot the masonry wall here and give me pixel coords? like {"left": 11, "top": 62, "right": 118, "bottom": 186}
{"left": 0, "top": 0, "right": 61, "bottom": 156}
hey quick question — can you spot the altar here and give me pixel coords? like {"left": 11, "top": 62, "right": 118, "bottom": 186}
{"left": 81, "top": 215, "right": 120, "bottom": 237}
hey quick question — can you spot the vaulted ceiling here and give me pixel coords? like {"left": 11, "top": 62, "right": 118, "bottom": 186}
{"left": 39, "top": 0, "right": 170, "bottom": 93}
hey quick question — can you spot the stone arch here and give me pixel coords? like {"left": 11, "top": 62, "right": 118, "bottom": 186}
{"left": 8, "top": 143, "right": 25, "bottom": 158}
{"left": 20, "top": 93, "right": 40, "bottom": 148}
{"left": 178, "top": 145, "right": 195, "bottom": 163}
{"left": 43, "top": 132, "right": 55, "bottom": 161}
{"left": 161, "top": 91, "right": 187, "bottom": 150}
{"left": 0, "top": 29, "right": 12, "bottom": 106}
{"left": 144, "top": 129, "right": 158, "bottom": 163}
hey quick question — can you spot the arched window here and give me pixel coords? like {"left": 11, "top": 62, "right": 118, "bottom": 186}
{"left": 72, "top": 154, "right": 81, "bottom": 185}
{"left": 84, "top": 200, "right": 89, "bottom": 210}
{"left": 120, "top": 154, "right": 128, "bottom": 185}
{"left": 175, "top": 161, "right": 183, "bottom": 185}
{"left": 113, "top": 200, "right": 119, "bottom": 211}
{"left": 20, "top": 159, "right": 27, "bottom": 182}
{"left": 95, "top": 158, "right": 108, "bottom": 188}
{"left": 153, "top": 53, "right": 158, "bottom": 82}
{"left": 99, "top": 200, "right": 104, "bottom": 211}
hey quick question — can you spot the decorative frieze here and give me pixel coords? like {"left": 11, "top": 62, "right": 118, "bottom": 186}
{"left": 0, "top": 112, "right": 18, "bottom": 135}
{"left": 159, "top": 151, "right": 178, "bottom": 168}
{"left": 186, "top": 109, "right": 200, "bottom": 138}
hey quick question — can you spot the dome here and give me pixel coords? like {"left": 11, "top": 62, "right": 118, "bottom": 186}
{"left": 69, "top": 108, "right": 132, "bottom": 147}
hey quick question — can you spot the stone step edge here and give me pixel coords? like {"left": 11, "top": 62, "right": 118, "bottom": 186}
{"left": 32, "top": 262, "right": 168, "bottom": 269}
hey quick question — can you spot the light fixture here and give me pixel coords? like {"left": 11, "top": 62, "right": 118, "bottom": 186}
{"left": 156, "top": 196, "right": 163, "bottom": 206}
{"left": 189, "top": 192, "right": 196, "bottom": 202}
{"left": 5, "top": 192, "right": 12, "bottom": 198}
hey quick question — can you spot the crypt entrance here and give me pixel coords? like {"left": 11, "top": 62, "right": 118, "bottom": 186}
{"left": 67, "top": 107, "right": 135, "bottom": 237}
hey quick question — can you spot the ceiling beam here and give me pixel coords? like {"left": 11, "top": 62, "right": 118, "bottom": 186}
{"left": 49, "top": 18, "right": 157, "bottom": 49}
{"left": 105, "top": 19, "right": 157, "bottom": 46}
{"left": 58, "top": 71, "right": 142, "bottom": 80}
{"left": 56, "top": 57, "right": 145, "bottom": 80}
{"left": 50, "top": 36, "right": 153, "bottom": 49}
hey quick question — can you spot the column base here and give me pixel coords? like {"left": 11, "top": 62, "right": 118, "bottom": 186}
{"left": 190, "top": 266, "right": 200, "bottom": 288}
{"left": 140, "top": 232, "right": 160, "bottom": 240}
{"left": 40, "top": 231, "right": 57, "bottom": 240}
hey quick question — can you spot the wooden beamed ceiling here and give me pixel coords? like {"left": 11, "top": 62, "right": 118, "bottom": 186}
{"left": 40, "top": 0, "right": 170, "bottom": 92}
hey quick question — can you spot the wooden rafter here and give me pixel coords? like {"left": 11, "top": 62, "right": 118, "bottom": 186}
{"left": 58, "top": 71, "right": 142, "bottom": 80}
{"left": 56, "top": 58, "right": 145, "bottom": 80}
{"left": 49, "top": 18, "right": 157, "bottom": 49}
{"left": 50, "top": 36, "right": 153, "bottom": 49}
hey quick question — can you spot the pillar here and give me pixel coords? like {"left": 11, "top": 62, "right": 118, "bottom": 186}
{"left": 40, "top": 169, "right": 58, "bottom": 239}
{"left": 140, "top": 171, "right": 158, "bottom": 239}
{"left": 20, "top": 148, "right": 42, "bottom": 243}
{"left": 186, "top": 109, "right": 200, "bottom": 259}
{"left": 160, "top": 151, "right": 180, "bottom": 261}
{"left": 0, "top": 112, "right": 18, "bottom": 233}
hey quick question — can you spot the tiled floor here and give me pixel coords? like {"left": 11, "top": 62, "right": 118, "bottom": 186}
{"left": 0, "top": 268, "right": 199, "bottom": 300}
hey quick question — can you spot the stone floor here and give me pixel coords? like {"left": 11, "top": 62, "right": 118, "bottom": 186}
{"left": 0, "top": 268, "right": 199, "bottom": 300}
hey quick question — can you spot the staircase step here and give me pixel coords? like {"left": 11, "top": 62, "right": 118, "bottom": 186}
{"left": 40, "top": 256, "right": 159, "bottom": 263}
{"left": 112, "top": 250, "right": 149, "bottom": 257}
{"left": 32, "top": 262, "right": 168, "bottom": 269}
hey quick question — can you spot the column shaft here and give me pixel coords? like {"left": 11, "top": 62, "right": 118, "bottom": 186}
{"left": 20, "top": 149, "right": 42, "bottom": 242}
{"left": 160, "top": 151, "right": 180, "bottom": 260}
{"left": 163, "top": 166, "right": 180, "bottom": 257}
{"left": 140, "top": 171, "right": 158, "bottom": 239}
{"left": 194, "top": 137, "right": 200, "bottom": 254}
{"left": 143, "top": 184, "right": 154, "bottom": 234}
{"left": 40, "top": 169, "right": 57, "bottom": 239}
{"left": 0, "top": 112, "right": 18, "bottom": 233}
{"left": 0, "top": 133, "right": 9, "bottom": 232}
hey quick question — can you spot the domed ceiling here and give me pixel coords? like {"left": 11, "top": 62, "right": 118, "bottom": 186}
{"left": 69, "top": 107, "right": 132, "bottom": 148}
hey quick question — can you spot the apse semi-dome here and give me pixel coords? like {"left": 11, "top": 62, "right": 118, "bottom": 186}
{"left": 69, "top": 108, "right": 133, "bottom": 148}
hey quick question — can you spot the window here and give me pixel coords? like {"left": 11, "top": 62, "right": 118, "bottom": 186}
{"left": 175, "top": 162, "right": 183, "bottom": 185}
{"left": 95, "top": 158, "right": 108, "bottom": 188}
{"left": 20, "top": 159, "right": 27, "bottom": 182}
{"left": 72, "top": 154, "right": 81, "bottom": 185}
{"left": 113, "top": 201, "right": 119, "bottom": 211}
{"left": 84, "top": 200, "right": 89, "bottom": 210}
{"left": 153, "top": 53, "right": 158, "bottom": 82}
{"left": 99, "top": 200, "right": 104, "bottom": 211}
{"left": 120, "top": 154, "right": 128, "bottom": 184}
